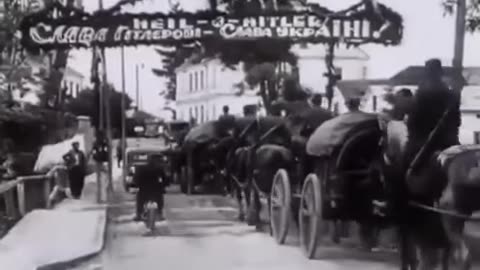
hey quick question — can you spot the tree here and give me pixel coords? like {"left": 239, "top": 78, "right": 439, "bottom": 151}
{"left": 442, "top": 0, "right": 480, "bottom": 31}
{"left": 152, "top": 45, "right": 195, "bottom": 100}
{"left": 0, "top": 0, "right": 78, "bottom": 109}
{"left": 244, "top": 62, "right": 279, "bottom": 113}
{"left": 153, "top": 0, "right": 302, "bottom": 103}
{"left": 66, "top": 87, "right": 132, "bottom": 134}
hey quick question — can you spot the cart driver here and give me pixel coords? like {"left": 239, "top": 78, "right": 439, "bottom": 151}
{"left": 134, "top": 155, "right": 167, "bottom": 222}
{"left": 345, "top": 96, "right": 362, "bottom": 113}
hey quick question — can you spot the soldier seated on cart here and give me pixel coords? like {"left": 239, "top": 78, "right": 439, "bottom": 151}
{"left": 134, "top": 155, "right": 167, "bottom": 222}
{"left": 345, "top": 96, "right": 362, "bottom": 113}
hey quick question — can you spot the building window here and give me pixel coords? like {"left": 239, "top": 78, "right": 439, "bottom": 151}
{"left": 69, "top": 81, "right": 73, "bottom": 96}
{"left": 212, "top": 105, "right": 216, "bottom": 119}
{"left": 194, "top": 106, "right": 199, "bottom": 120}
{"left": 189, "top": 107, "right": 193, "bottom": 118}
{"left": 200, "top": 105, "right": 205, "bottom": 123}
{"left": 212, "top": 66, "right": 216, "bottom": 88}
{"left": 362, "top": 66, "right": 368, "bottom": 79}
{"left": 475, "top": 132, "right": 480, "bottom": 144}
{"left": 75, "top": 84, "right": 80, "bottom": 97}
{"left": 189, "top": 73, "right": 193, "bottom": 92}
{"left": 372, "top": 95, "right": 377, "bottom": 112}
{"left": 334, "top": 67, "right": 343, "bottom": 78}
{"left": 200, "top": 70, "right": 204, "bottom": 90}
{"left": 194, "top": 72, "right": 198, "bottom": 91}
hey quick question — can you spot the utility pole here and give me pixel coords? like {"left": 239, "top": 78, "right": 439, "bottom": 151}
{"left": 98, "top": 0, "right": 114, "bottom": 199}
{"left": 121, "top": 46, "right": 127, "bottom": 189}
{"left": 452, "top": 0, "right": 466, "bottom": 92}
{"left": 135, "top": 64, "right": 140, "bottom": 111}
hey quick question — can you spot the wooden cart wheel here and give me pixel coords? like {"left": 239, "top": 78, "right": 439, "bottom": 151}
{"left": 299, "top": 173, "right": 323, "bottom": 259}
{"left": 270, "top": 169, "right": 292, "bottom": 245}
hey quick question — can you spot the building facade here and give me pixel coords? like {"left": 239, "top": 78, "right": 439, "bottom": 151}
{"left": 62, "top": 66, "right": 84, "bottom": 98}
{"left": 291, "top": 44, "right": 369, "bottom": 113}
{"left": 292, "top": 44, "right": 370, "bottom": 94}
{"left": 352, "top": 65, "right": 480, "bottom": 144}
{"left": 175, "top": 58, "right": 260, "bottom": 123}
{"left": 175, "top": 44, "right": 370, "bottom": 123}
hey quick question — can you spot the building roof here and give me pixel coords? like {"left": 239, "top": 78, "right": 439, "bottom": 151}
{"left": 176, "top": 43, "right": 369, "bottom": 72}
{"left": 64, "top": 66, "right": 85, "bottom": 79}
{"left": 336, "top": 79, "right": 390, "bottom": 100}
{"left": 175, "top": 56, "right": 221, "bottom": 72}
{"left": 128, "top": 110, "right": 157, "bottom": 122}
{"left": 390, "top": 66, "right": 480, "bottom": 86}
{"left": 291, "top": 44, "right": 370, "bottom": 60}
{"left": 335, "top": 65, "right": 480, "bottom": 101}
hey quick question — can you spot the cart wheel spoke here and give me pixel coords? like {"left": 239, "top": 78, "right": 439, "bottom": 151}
{"left": 299, "top": 173, "right": 323, "bottom": 259}
{"left": 270, "top": 169, "right": 291, "bottom": 245}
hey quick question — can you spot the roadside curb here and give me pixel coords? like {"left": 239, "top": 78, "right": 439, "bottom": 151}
{"left": 36, "top": 208, "right": 108, "bottom": 270}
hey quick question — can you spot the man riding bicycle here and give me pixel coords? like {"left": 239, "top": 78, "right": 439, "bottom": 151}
{"left": 134, "top": 155, "right": 167, "bottom": 221}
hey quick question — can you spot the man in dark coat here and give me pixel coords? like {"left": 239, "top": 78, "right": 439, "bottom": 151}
{"left": 391, "top": 88, "right": 413, "bottom": 121}
{"left": 218, "top": 105, "right": 236, "bottom": 136}
{"left": 345, "top": 97, "right": 362, "bottom": 112}
{"left": 404, "top": 59, "right": 461, "bottom": 173}
{"left": 63, "top": 142, "right": 87, "bottom": 199}
{"left": 134, "top": 155, "right": 167, "bottom": 221}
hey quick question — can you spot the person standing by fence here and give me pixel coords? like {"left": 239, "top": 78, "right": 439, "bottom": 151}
{"left": 63, "top": 142, "right": 87, "bottom": 199}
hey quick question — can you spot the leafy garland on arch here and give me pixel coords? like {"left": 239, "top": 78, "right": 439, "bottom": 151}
{"left": 20, "top": 0, "right": 404, "bottom": 52}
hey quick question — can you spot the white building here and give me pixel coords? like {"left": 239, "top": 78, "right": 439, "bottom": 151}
{"left": 288, "top": 44, "right": 369, "bottom": 114}
{"left": 175, "top": 58, "right": 260, "bottom": 123}
{"left": 345, "top": 65, "right": 480, "bottom": 144}
{"left": 62, "top": 66, "right": 85, "bottom": 98}
{"left": 175, "top": 44, "right": 370, "bottom": 123}
{"left": 26, "top": 55, "right": 85, "bottom": 99}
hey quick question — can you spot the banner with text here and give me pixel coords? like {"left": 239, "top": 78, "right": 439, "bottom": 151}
{"left": 20, "top": 9, "right": 402, "bottom": 50}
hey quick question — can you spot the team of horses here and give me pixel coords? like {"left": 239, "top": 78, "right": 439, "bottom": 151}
{"left": 174, "top": 104, "right": 480, "bottom": 270}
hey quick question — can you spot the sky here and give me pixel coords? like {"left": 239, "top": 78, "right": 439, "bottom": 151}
{"left": 69, "top": 0, "right": 480, "bottom": 118}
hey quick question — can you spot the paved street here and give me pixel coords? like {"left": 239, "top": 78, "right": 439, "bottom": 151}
{"left": 65, "top": 180, "right": 401, "bottom": 270}
{"left": 61, "top": 137, "right": 480, "bottom": 270}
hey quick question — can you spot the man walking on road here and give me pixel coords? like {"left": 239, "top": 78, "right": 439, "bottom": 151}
{"left": 63, "top": 142, "right": 86, "bottom": 199}
{"left": 134, "top": 155, "right": 167, "bottom": 221}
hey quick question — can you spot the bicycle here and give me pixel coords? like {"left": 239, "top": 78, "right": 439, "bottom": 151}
{"left": 142, "top": 200, "right": 158, "bottom": 233}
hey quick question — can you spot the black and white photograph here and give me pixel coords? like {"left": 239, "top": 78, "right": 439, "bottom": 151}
{"left": 0, "top": 0, "right": 480, "bottom": 269}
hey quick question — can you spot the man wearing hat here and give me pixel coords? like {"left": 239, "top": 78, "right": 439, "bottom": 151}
{"left": 63, "top": 141, "right": 87, "bottom": 199}
{"left": 404, "top": 58, "right": 461, "bottom": 180}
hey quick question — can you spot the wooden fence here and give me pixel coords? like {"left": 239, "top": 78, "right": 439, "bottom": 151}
{"left": 0, "top": 165, "right": 67, "bottom": 237}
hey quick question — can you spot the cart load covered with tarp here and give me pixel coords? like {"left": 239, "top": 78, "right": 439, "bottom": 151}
{"left": 306, "top": 112, "right": 380, "bottom": 157}
{"left": 166, "top": 120, "right": 191, "bottom": 144}
{"left": 183, "top": 121, "right": 221, "bottom": 148}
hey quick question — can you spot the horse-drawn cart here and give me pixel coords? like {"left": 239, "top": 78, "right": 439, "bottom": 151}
{"left": 270, "top": 112, "right": 385, "bottom": 258}
{"left": 181, "top": 121, "right": 233, "bottom": 194}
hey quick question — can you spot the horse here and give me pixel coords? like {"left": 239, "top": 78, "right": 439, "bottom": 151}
{"left": 224, "top": 116, "right": 292, "bottom": 225}
{"left": 382, "top": 119, "right": 480, "bottom": 270}
{"left": 245, "top": 108, "right": 333, "bottom": 229}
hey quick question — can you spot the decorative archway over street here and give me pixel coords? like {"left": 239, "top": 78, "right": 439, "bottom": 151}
{"left": 20, "top": 0, "right": 403, "bottom": 51}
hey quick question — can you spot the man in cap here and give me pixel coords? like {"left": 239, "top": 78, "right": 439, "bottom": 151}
{"left": 63, "top": 141, "right": 87, "bottom": 199}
